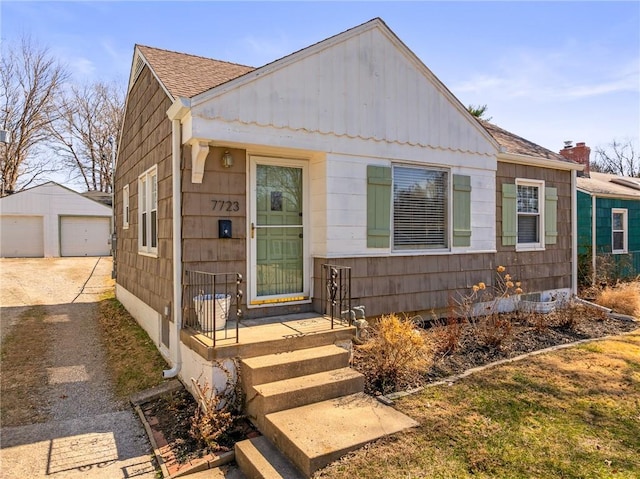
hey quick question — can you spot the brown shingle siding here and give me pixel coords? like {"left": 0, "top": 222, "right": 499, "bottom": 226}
{"left": 115, "top": 66, "right": 173, "bottom": 315}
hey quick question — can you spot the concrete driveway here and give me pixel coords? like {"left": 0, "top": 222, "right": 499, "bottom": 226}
{"left": 0, "top": 257, "right": 158, "bottom": 478}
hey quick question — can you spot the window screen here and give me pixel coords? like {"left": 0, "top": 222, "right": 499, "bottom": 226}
{"left": 517, "top": 184, "right": 540, "bottom": 244}
{"left": 139, "top": 166, "right": 158, "bottom": 254}
{"left": 612, "top": 210, "right": 626, "bottom": 253}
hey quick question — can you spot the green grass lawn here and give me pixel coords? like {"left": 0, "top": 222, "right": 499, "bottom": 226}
{"left": 97, "top": 292, "right": 168, "bottom": 400}
{"left": 316, "top": 329, "right": 640, "bottom": 479}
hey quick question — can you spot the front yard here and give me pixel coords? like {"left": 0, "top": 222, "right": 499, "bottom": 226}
{"left": 317, "top": 329, "right": 640, "bottom": 478}
{"left": 92, "top": 279, "right": 640, "bottom": 478}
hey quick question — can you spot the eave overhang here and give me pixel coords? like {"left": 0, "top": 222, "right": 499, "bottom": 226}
{"left": 498, "top": 151, "right": 584, "bottom": 172}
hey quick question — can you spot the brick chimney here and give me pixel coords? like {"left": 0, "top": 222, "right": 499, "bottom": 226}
{"left": 559, "top": 141, "right": 590, "bottom": 177}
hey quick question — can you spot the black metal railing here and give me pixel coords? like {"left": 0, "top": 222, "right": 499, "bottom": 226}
{"left": 183, "top": 271, "right": 243, "bottom": 347}
{"left": 321, "top": 264, "right": 355, "bottom": 328}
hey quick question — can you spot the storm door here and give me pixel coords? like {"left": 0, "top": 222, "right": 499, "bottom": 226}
{"left": 249, "top": 157, "right": 308, "bottom": 305}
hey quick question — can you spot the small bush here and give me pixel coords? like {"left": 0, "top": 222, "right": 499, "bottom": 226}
{"left": 596, "top": 282, "right": 640, "bottom": 318}
{"left": 456, "top": 266, "right": 520, "bottom": 350}
{"left": 526, "top": 311, "right": 551, "bottom": 333}
{"left": 552, "top": 306, "right": 579, "bottom": 330}
{"left": 189, "top": 365, "right": 244, "bottom": 451}
{"left": 355, "top": 314, "right": 432, "bottom": 395}
{"left": 478, "top": 315, "right": 513, "bottom": 349}
{"left": 432, "top": 309, "right": 465, "bottom": 356}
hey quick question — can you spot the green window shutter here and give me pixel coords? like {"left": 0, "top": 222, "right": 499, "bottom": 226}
{"left": 502, "top": 183, "right": 517, "bottom": 246}
{"left": 545, "top": 186, "right": 558, "bottom": 245}
{"left": 367, "top": 165, "right": 391, "bottom": 248}
{"left": 452, "top": 174, "right": 472, "bottom": 247}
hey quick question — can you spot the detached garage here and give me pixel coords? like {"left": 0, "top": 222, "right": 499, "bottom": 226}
{"left": 0, "top": 182, "right": 112, "bottom": 258}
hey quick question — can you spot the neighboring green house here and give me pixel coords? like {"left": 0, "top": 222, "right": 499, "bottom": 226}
{"left": 576, "top": 171, "right": 640, "bottom": 282}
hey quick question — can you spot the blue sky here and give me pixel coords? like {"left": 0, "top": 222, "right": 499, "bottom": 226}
{"left": 2, "top": 1, "right": 639, "bottom": 162}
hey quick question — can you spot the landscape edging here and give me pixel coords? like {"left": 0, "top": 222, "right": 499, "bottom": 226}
{"left": 379, "top": 324, "right": 639, "bottom": 405}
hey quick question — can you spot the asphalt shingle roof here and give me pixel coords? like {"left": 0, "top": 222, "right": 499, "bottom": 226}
{"left": 577, "top": 171, "right": 640, "bottom": 198}
{"left": 137, "top": 45, "right": 255, "bottom": 99}
{"left": 480, "top": 120, "right": 572, "bottom": 163}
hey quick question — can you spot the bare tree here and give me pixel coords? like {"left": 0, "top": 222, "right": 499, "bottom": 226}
{"left": 0, "top": 36, "right": 69, "bottom": 195}
{"left": 592, "top": 139, "right": 639, "bottom": 177}
{"left": 49, "top": 82, "right": 124, "bottom": 192}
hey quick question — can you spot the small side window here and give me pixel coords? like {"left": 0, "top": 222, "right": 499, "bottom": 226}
{"left": 612, "top": 208, "right": 627, "bottom": 254}
{"left": 123, "top": 184, "right": 130, "bottom": 229}
{"left": 138, "top": 165, "right": 158, "bottom": 255}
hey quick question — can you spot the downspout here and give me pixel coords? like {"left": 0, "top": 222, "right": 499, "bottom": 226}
{"left": 163, "top": 117, "right": 183, "bottom": 379}
{"left": 591, "top": 194, "right": 596, "bottom": 285}
{"left": 571, "top": 170, "right": 578, "bottom": 296}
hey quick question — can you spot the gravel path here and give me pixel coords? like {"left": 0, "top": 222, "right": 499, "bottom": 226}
{"left": 0, "top": 257, "right": 158, "bottom": 478}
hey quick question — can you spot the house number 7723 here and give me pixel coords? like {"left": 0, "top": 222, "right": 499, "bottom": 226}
{"left": 211, "top": 200, "right": 240, "bottom": 212}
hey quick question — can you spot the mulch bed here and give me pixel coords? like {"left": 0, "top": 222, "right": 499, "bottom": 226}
{"left": 426, "top": 312, "right": 638, "bottom": 381}
{"left": 355, "top": 303, "right": 638, "bottom": 395}
{"left": 139, "top": 388, "right": 258, "bottom": 476}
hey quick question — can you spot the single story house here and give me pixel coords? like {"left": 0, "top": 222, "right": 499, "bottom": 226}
{"left": 114, "top": 16, "right": 583, "bottom": 368}
{"left": 0, "top": 182, "right": 113, "bottom": 257}
{"left": 114, "top": 17, "right": 584, "bottom": 476}
{"left": 575, "top": 165, "right": 640, "bottom": 281}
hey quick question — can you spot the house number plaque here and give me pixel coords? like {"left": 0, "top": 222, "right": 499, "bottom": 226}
{"left": 211, "top": 200, "right": 240, "bottom": 212}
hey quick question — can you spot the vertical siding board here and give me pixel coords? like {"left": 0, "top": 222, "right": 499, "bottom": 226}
{"left": 344, "top": 38, "right": 358, "bottom": 138}
{"left": 384, "top": 40, "right": 397, "bottom": 142}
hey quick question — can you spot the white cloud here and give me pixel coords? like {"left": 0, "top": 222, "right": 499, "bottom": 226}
{"left": 451, "top": 42, "right": 639, "bottom": 103}
{"left": 66, "top": 56, "right": 96, "bottom": 81}
{"left": 240, "top": 32, "right": 293, "bottom": 66}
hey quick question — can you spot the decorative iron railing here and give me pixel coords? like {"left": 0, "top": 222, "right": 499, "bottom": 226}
{"left": 183, "top": 271, "right": 243, "bottom": 346}
{"left": 321, "top": 264, "right": 362, "bottom": 328}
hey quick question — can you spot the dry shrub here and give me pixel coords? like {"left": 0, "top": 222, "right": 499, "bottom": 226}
{"left": 477, "top": 315, "right": 513, "bottom": 349}
{"left": 458, "top": 266, "right": 519, "bottom": 350}
{"left": 551, "top": 306, "right": 579, "bottom": 330}
{"left": 595, "top": 282, "right": 640, "bottom": 318}
{"left": 526, "top": 311, "right": 551, "bottom": 333}
{"left": 189, "top": 365, "right": 244, "bottom": 451}
{"left": 432, "top": 314, "right": 465, "bottom": 356}
{"left": 355, "top": 314, "right": 432, "bottom": 395}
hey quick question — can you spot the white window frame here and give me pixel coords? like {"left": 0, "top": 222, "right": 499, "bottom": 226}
{"left": 138, "top": 165, "right": 158, "bottom": 256}
{"left": 391, "top": 164, "right": 449, "bottom": 252}
{"left": 515, "top": 178, "right": 545, "bottom": 251}
{"left": 122, "top": 184, "right": 130, "bottom": 229}
{"left": 611, "top": 208, "right": 628, "bottom": 254}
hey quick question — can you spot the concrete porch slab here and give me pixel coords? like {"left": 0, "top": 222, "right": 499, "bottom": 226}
{"left": 182, "top": 313, "right": 356, "bottom": 360}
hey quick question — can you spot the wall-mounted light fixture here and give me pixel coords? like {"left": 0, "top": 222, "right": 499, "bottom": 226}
{"left": 222, "top": 150, "right": 233, "bottom": 168}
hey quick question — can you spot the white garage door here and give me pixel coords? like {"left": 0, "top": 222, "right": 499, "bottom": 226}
{"left": 0, "top": 216, "right": 44, "bottom": 257}
{"left": 60, "top": 216, "right": 111, "bottom": 257}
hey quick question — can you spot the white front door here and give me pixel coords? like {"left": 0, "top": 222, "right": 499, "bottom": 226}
{"left": 249, "top": 157, "right": 308, "bottom": 306}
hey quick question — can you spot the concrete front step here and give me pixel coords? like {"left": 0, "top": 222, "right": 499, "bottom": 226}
{"left": 263, "top": 392, "right": 419, "bottom": 477}
{"left": 241, "top": 344, "right": 350, "bottom": 388}
{"left": 235, "top": 435, "right": 304, "bottom": 479}
{"left": 247, "top": 368, "right": 364, "bottom": 429}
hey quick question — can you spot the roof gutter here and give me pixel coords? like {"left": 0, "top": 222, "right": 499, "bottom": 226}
{"left": 577, "top": 190, "right": 640, "bottom": 201}
{"left": 571, "top": 169, "right": 578, "bottom": 296}
{"left": 497, "top": 152, "right": 584, "bottom": 172}
{"left": 163, "top": 97, "right": 191, "bottom": 379}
